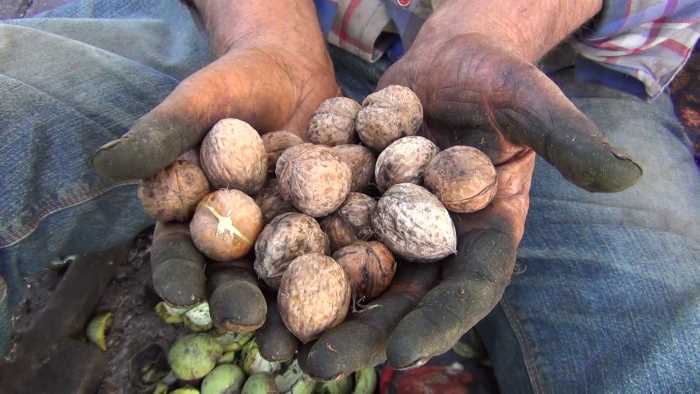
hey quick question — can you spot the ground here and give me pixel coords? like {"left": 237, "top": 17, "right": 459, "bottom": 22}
{"left": 9, "top": 229, "right": 188, "bottom": 393}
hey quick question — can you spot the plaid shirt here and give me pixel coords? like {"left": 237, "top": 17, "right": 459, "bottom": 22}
{"left": 315, "top": 0, "right": 700, "bottom": 99}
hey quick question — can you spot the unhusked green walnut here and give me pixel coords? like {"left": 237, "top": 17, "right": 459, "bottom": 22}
{"left": 201, "top": 364, "right": 245, "bottom": 394}
{"left": 424, "top": 146, "right": 498, "bottom": 213}
{"left": 320, "top": 192, "right": 376, "bottom": 252}
{"left": 278, "top": 254, "right": 351, "bottom": 343}
{"left": 138, "top": 160, "right": 211, "bottom": 222}
{"left": 151, "top": 222, "right": 207, "bottom": 307}
{"left": 190, "top": 189, "right": 263, "bottom": 261}
{"left": 171, "top": 388, "right": 200, "bottom": 394}
{"left": 168, "top": 333, "right": 223, "bottom": 381}
{"left": 278, "top": 147, "right": 352, "bottom": 218}
{"left": 242, "top": 373, "right": 279, "bottom": 394}
{"left": 331, "top": 144, "right": 376, "bottom": 192}
{"left": 306, "top": 97, "right": 361, "bottom": 146}
{"left": 375, "top": 136, "right": 439, "bottom": 192}
{"left": 262, "top": 131, "right": 304, "bottom": 173}
{"left": 200, "top": 118, "right": 268, "bottom": 194}
{"left": 371, "top": 183, "right": 457, "bottom": 263}
{"left": 255, "top": 179, "right": 296, "bottom": 224}
{"left": 240, "top": 339, "right": 282, "bottom": 375}
{"left": 254, "top": 212, "right": 330, "bottom": 289}
{"left": 333, "top": 241, "right": 396, "bottom": 301}
{"left": 355, "top": 85, "right": 423, "bottom": 150}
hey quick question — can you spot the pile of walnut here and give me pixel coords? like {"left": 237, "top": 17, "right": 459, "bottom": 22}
{"left": 139, "top": 85, "right": 498, "bottom": 346}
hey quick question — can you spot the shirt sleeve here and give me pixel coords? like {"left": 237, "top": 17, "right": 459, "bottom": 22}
{"left": 572, "top": 0, "right": 700, "bottom": 99}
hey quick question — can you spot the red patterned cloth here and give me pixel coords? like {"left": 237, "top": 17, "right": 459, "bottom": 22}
{"left": 670, "top": 49, "right": 700, "bottom": 164}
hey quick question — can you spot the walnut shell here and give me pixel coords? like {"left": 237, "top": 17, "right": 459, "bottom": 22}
{"left": 371, "top": 183, "right": 456, "bottom": 263}
{"left": 332, "top": 241, "right": 396, "bottom": 301}
{"left": 200, "top": 119, "right": 267, "bottom": 195}
{"left": 278, "top": 148, "right": 352, "bottom": 217}
{"left": 262, "top": 131, "right": 304, "bottom": 173}
{"left": 332, "top": 144, "right": 376, "bottom": 192}
{"left": 190, "top": 190, "right": 263, "bottom": 261}
{"left": 375, "top": 136, "right": 439, "bottom": 192}
{"left": 355, "top": 85, "right": 423, "bottom": 151}
{"left": 424, "top": 146, "right": 498, "bottom": 213}
{"left": 254, "top": 212, "right": 330, "bottom": 289}
{"left": 274, "top": 143, "right": 318, "bottom": 179}
{"left": 138, "top": 160, "right": 211, "bottom": 222}
{"left": 306, "top": 97, "right": 361, "bottom": 146}
{"left": 320, "top": 192, "right": 376, "bottom": 252}
{"left": 278, "top": 253, "right": 351, "bottom": 343}
{"left": 255, "top": 179, "right": 296, "bottom": 224}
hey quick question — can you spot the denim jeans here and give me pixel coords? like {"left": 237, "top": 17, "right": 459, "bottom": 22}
{"left": 1, "top": 1, "right": 699, "bottom": 392}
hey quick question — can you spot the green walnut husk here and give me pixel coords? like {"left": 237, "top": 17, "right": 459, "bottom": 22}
{"left": 314, "top": 374, "right": 353, "bottom": 394}
{"left": 155, "top": 301, "right": 192, "bottom": 324}
{"left": 218, "top": 351, "right": 236, "bottom": 364}
{"left": 142, "top": 364, "right": 168, "bottom": 384}
{"left": 275, "top": 360, "right": 304, "bottom": 392}
{"left": 242, "top": 373, "right": 279, "bottom": 394}
{"left": 168, "top": 333, "right": 224, "bottom": 380}
{"left": 287, "top": 375, "right": 316, "bottom": 394}
{"left": 153, "top": 382, "right": 169, "bottom": 394}
{"left": 352, "top": 368, "right": 376, "bottom": 394}
{"left": 86, "top": 311, "right": 112, "bottom": 351}
{"left": 201, "top": 363, "right": 246, "bottom": 394}
{"left": 212, "top": 331, "right": 255, "bottom": 353}
{"left": 184, "top": 302, "right": 213, "bottom": 332}
{"left": 171, "top": 387, "right": 200, "bottom": 394}
{"left": 275, "top": 360, "right": 317, "bottom": 394}
{"left": 241, "top": 340, "right": 281, "bottom": 375}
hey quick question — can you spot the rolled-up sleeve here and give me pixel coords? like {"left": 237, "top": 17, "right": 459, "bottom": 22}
{"left": 573, "top": 0, "right": 700, "bottom": 99}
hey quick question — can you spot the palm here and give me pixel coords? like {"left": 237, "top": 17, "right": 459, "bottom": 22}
{"left": 300, "top": 33, "right": 642, "bottom": 376}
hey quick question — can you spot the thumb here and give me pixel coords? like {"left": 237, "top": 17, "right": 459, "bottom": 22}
{"left": 92, "top": 50, "right": 305, "bottom": 181}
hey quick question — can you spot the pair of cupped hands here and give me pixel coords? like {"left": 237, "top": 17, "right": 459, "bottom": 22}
{"left": 92, "top": 0, "right": 641, "bottom": 380}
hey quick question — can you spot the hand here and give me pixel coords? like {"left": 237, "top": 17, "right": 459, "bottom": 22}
{"left": 300, "top": 0, "right": 642, "bottom": 376}
{"left": 92, "top": 0, "right": 338, "bottom": 180}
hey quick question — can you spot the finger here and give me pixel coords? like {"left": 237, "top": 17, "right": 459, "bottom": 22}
{"left": 383, "top": 37, "right": 642, "bottom": 193}
{"left": 207, "top": 259, "right": 267, "bottom": 333}
{"left": 150, "top": 222, "right": 207, "bottom": 307}
{"left": 256, "top": 293, "right": 300, "bottom": 363}
{"left": 300, "top": 262, "right": 439, "bottom": 380}
{"left": 92, "top": 51, "right": 309, "bottom": 181}
{"left": 494, "top": 68, "right": 642, "bottom": 192}
{"left": 385, "top": 150, "right": 534, "bottom": 369}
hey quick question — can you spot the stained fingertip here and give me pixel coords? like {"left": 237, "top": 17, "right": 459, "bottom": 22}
{"left": 92, "top": 114, "right": 196, "bottom": 181}
{"left": 209, "top": 279, "right": 267, "bottom": 332}
{"left": 547, "top": 133, "right": 643, "bottom": 193}
{"left": 302, "top": 322, "right": 382, "bottom": 380}
{"left": 386, "top": 308, "right": 448, "bottom": 369}
{"left": 256, "top": 297, "right": 299, "bottom": 362}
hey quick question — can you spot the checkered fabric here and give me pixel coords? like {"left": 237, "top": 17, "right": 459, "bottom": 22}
{"left": 315, "top": 0, "right": 700, "bottom": 99}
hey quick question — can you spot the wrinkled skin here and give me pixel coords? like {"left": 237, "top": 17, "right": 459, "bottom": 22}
{"left": 300, "top": 32, "right": 642, "bottom": 373}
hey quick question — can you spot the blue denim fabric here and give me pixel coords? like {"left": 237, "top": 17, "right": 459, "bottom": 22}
{"left": 1, "top": 1, "right": 699, "bottom": 392}
{"left": 0, "top": 0, "right": 210, "bottom": 352}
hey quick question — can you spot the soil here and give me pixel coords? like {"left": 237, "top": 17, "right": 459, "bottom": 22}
{"left": 9, "top": 228, "right": 188, "bottom": 394}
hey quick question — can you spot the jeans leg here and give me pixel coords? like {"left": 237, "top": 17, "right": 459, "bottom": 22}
{"left": 478, "top": 68, "right": 700, "bottom": 393}
{"left": 0, "top": 0, "right": 210, "bottom": 353}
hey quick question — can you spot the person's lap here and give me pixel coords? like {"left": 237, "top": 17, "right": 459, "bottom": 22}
{"left": 1, "top": 1, "right": 698, "bottom": 391}
{"left": 479, "top": 72, "right": 700, "bottom": 393}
